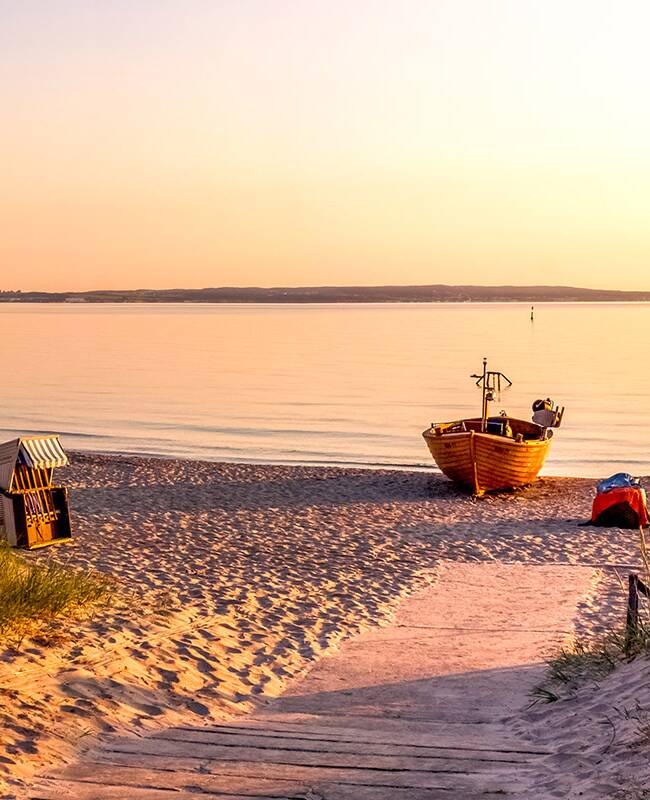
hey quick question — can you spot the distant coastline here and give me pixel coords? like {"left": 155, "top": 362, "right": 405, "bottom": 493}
{"left": 1, "top": 284, "right": 650, "bottom": 303}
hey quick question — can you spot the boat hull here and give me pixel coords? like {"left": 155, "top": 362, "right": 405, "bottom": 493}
{"left": 422, "top": 428, "right": 551, "bottom": 495}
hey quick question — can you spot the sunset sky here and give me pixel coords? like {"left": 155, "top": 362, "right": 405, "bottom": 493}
{"left": 2, "top": 1, "right": 650, "bottom": 292}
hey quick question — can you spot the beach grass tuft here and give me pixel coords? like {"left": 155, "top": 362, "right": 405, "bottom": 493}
{"left": 0, "top": 540, "right": 112, "bottom": 646}
{"left": 547, "top": 640, "right": 618, "bottom": 685}
{"left": 529, "top": 685, "right": 561, "bottom": 704}
{"left": 533, "top": 527, "right": 650, "bottom": 704}
{"left": 530, "top": 639, "right": 619, "bottom": 704}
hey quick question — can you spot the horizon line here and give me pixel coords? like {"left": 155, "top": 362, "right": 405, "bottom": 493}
{"left": 4, "top": 282, "right": 650, "bottom": 295}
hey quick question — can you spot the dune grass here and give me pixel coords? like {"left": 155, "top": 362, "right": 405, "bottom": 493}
{"left": 529, "top": 626, "right": 649, "bottom": 705}
{"left": 530, "top": 638, "right": 619, "bottom": 703}
{"left": 531, "top": 611, "right": 650, "bottom": 704}
{"left": 0, "top": 540, "right": 112, "bottom": 646}
{"left": 532, "top": 528, "right": 650, "bottom": 704}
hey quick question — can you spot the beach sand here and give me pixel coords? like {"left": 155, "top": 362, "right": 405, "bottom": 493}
{"left": 1, "top": 454, "right": 648, "bottom": 797}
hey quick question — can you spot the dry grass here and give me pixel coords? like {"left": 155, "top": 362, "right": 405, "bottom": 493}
{"left": 624, "top": 526, "right": 650, "bottom": 656}
{"left": 548, "top": 639, "right": 618, "bottom": 683}
{"left": 530, "top": 638, "right": 619, "bottom": 704}
{"left": 533, "top": 526, "right": 650, "bottom": 704}
{"left": 0, "top": 541, "right": 112, "bottom": 646}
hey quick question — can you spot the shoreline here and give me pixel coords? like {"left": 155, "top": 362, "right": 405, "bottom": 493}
{"left": 1, "top": 453, "right": 646, "bottom": 795}
{"left": 60, "top": 447, "right": 628, "bottom": 480}
{"left": 65, "top": 449, "right": 437, "bottom": 473}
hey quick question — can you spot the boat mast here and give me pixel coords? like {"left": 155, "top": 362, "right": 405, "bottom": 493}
{"left": 473, "top": 358, "right": 510, "bottom": 432}
{"left": 480, "top": 357, "right": 488, "bottom": 431}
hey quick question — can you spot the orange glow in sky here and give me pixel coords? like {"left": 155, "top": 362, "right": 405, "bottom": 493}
{"left": 2, "top": 1, "right": 650, "bottom": 291}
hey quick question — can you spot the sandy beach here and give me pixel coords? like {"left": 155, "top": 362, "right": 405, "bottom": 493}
{"left": 1, "top": 453, "right": 648, "bottom": 798}
{"left": 9, "top": 0, "right": 650, "bottom": 795}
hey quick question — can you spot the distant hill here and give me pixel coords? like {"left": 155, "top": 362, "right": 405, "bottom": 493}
{"left": 1, "top": 285, "right": 650, "bottom": 303}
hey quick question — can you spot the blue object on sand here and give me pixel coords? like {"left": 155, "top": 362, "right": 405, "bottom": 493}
{"left": 597, "top": 473, "right": 641, "bottom": 494}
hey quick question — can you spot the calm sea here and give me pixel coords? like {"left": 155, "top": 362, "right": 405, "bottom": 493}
{"left": 1, "top": 302, "right": 648, "bottom": 477}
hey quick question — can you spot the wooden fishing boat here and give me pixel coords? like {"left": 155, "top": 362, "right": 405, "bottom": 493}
{"left": 422, "top": 360, "right": 563, "bottom": 495}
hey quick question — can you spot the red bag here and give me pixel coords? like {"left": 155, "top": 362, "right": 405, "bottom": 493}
{"left": 591, "top": 486, "right": 648, "bottom": 528}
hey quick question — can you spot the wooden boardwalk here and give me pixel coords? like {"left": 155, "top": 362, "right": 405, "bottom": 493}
{"left": 31, "top": 562, "right": 595, "bottom": 799}
{"left": 31, "top": 716, "right": 551, "bottom": 799}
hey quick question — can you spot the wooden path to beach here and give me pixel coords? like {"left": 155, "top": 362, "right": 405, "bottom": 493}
{"left": 31, "top": 562, "right": 596, "bottom": 799}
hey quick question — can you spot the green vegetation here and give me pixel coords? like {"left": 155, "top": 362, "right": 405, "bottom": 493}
{"left": 532, "top": 639, "right": 619, "bottom": 703}
{"left": 532, "top": 617, "right": 650, "bottom": 705}
{"left": 532, "top": 529, "right": 650, "bottom": 704}
{"left": 530, "top": 629, "right": 643, "bottom": 706}
{"left": 0, "top": 541, "right": 112, "bottom": 646}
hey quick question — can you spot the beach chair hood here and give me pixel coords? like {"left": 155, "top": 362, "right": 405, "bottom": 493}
{"left": 0, "top": 436, "right": 68, "bottom": 492}
{"left": 17, "top": 437, "right": 68, "bottom": 470}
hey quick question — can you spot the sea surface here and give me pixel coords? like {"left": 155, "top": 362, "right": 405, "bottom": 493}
{"left": 1, "top": 302, "right": 648, "bottom": 477}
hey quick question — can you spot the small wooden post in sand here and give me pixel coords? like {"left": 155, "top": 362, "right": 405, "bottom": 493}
{"left": 626, "top": 573, "right": 650, "bottom": 653}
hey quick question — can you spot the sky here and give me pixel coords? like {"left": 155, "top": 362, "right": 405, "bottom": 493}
{"left": 2, "top": 0, "right": 650, "bottom": 292}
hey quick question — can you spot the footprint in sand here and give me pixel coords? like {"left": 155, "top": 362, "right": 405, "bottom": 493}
{"left": 185, "top": 699, "right": 209, "bottom": 715}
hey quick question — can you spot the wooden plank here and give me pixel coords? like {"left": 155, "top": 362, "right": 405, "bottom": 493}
{"left": 309, "top": 786, "right": 512, "bottom": 800}
{"left": 36, "top": 765, "right": 303, "bottom": 798}
{"left": 268, "top": 706, "right": 508, "bottom": 727}
{"left": 31, "top": 781, "right": 290, "bottom": 800}
{"left": 35, "top": 766, "right": 512, "bottom": 800}
{"left": 100, "top": 736, "right": 536, "bottom": 773}
{"left": 152, "top": 728, "right": 538, "bottom": 763}
{"left": 88, "top": 750, "right": 521, "bottom": 791}
{"left": 195, "top": 718, "right": 543, "bottom": 752}
{"left": 251, "top": 712, "right": 525, "bottom": 733}
{"left": 208, "top": 714, "right": 521, "bottom": 737}
{"left": 192, "top": 719, "right": 540, "bottom": 749}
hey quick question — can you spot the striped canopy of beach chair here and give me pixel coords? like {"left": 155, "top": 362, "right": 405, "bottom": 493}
{"left": 18, "top": 436, "right": 69, "bottom": 470}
